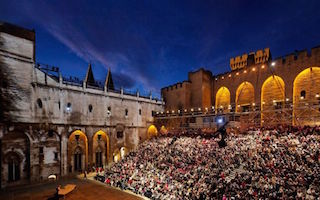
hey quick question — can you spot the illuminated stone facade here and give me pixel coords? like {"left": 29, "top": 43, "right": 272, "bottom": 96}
{"left": 0, "top": 22, "right": 163, "bottom": 188}
{"left": 161, "top": 47, "right": 320, "bottom": 127}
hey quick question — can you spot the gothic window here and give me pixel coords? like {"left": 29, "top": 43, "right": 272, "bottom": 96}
{"left": 107, "top": 106, "right": 111, "bottom": 116}
{"left": 6, "top": 153, "right": 20, "bottom": 182}
{"left": 37, "top": 98, "right": 43, "bottom": 108}
{"left": 300, "top": 90, "right": 306, "bottom": 99}
{"left": 117, "top": 131, "right": 123, "bottom": 139}
{"left": 66, "top": 102, "right": 72, "bottom": 112}
{"left": 88, "top": 104, "right": 93, "bottom": 112}
{"left": 54, "top": 152, "right": 58, "bottom": 160}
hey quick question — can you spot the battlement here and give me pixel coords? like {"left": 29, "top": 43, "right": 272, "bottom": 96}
{"left": 161, "top": 81, "right": 191, "bottom": 92}
{"left": 230, "top": 48, "right": 270, "bottom": 70}
{"left": 274, "top": 46, "right": 320, "bottom": 66}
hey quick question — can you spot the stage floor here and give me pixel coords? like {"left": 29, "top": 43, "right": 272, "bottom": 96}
{"left": 0, "top": 177, "right": 144, "bottom": 200}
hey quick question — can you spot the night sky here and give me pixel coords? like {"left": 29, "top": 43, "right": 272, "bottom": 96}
{"left": 1, "top": 0, "right": 320, "bottom": 97}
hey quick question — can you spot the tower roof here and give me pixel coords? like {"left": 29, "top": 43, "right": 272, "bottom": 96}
{"left": 105, "top": 68, "right": 115, "bottom": 90}
{"left": 84, "top": 63, "right": 97, "bottom": 87}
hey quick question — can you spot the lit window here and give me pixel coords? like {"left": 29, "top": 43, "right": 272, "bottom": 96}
{"left": 66, "top": 102, "right": 72, "bottom": 112}
{"left": 300, "top": 90, "right": 306, "bottom": 99}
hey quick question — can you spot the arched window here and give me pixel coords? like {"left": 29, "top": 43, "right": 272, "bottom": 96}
{"left": 66, "top": 102, "right": 72, "bottom": 112}
{"left": 88, "top": 104, "right": 93, "bottom": 112}
{"left": 300, "top": 90, "right": 306, "bottom": 99}
{"left": 6, "top": 152, "right": 21, "bottom": 182}
{"left": 37, "top": 98, "right": 42, "bottom": 108}
{"left": 117, "top": 131, "right": 123, "bottom": 138}
{"left": 107, "top": 106, "right": 111, "bottom": 116}
{"left": 125, "top": 109, "right": 128, "bottom": 116}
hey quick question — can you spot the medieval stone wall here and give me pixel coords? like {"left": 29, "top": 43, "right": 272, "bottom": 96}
{"left": 0, "top": 23, "right": 164, "bottom": 188}
{"left": 161, "top": 47, "right": 320, "bottom": 126}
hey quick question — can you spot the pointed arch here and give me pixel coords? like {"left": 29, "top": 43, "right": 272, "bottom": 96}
{"left": 147, "top": 125, "right": 158, "bottom": 139}
{"left": 215, "top": 86, "right": 230, "bottom": 113}
{"left": 261, "top": 75, "right": 285, "bottom": 124}
{"left": 92, "top": 130, "right": 110, "bottom": 167}
{"left": 293, "top": 67, "right": 320, "bottom": 125}
{"left": 68, "top": 130, "right": 88, "bottom": 173}
{"left": 1, "top": 132, "right": 30, "bottom": 185}
{"left": 160, "top": 125, "right": 168, "bottom": 135}
{"left": 235, "top": 81, "right": 255, "bottom": 112}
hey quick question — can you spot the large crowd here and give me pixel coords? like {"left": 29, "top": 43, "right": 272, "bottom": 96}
{"left": 104, "top": 125, "right": 320, "bottom": 199}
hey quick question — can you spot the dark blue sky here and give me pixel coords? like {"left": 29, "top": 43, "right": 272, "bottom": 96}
{"left": 1, "top": 0, "right": 320, "bottom": 96}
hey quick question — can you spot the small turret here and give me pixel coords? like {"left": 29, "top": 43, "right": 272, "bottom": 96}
{"left": 105, "top": 68, "right": 115, "bottom": 91}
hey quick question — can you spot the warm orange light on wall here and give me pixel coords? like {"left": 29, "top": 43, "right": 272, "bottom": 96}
{"left": 93, "top": 130, "right": 110, "bottom": 164}
{"left": 215, "top": 86, "right": 230, "bottom": 113}
{"left": 293, "top": 67, "right": 320, "bottom": 126}
{"left": 261, "top": 75, "right": 285, "bottom": 124}
{"left": 244, "top": 70, "right": 247, "bottom": 73}
{"left": 235, "top": 81, "right": 255, "bottom": 112}
{"left": 68, "top": 130, "right": 89, "bottom": 170}
{"left": 236, "top": 72, "right": 239, "bottom": 75}
{"left": 261, "top": 65, "right": 265, "bottom": 69}
{"left": 147, "top": 125, "right": 158, "bottom": 139}
{"left": 252, "top": 67, "right": 256, "bottom": 71}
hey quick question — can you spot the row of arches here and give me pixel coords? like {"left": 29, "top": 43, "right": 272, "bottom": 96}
{"left": 1, "top": 125, "right": 165, "bottom": 187}
{"left": 68, "top": 125, "right": 167, "bottom": 173}
{"left": 215, "top": 67, "right": 320, "bottom": 125}
{"left": 67, "top": 130, "right": 128, "bottom": 173}
{"left": 147, "top": 125, "right": 168, "bottom": 138}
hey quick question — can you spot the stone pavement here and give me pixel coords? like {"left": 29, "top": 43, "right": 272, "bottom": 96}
{"left": 0, "top": 177, "right": 144, "bottom": 200}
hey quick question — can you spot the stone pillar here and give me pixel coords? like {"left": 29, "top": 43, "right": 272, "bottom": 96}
{"left": 61, "top": 134, "right": 68, "bottom": 176}
{"left": 87, "top": 133, "right": 93, "bottom": 171}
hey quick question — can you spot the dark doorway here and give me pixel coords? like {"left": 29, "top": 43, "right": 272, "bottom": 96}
{"left": 74, "top": 153, "right": 82, "bottom": 172}
{"left": 96, "top": 151, "right": 102, "bottom": 167}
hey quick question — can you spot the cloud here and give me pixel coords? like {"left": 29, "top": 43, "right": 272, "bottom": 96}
{"left": 17, "top": 1, "right": 159, "bottom": 91}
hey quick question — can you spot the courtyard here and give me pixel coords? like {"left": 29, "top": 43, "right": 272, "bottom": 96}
{"left": 0, "top": 177, "right": 143, "bottom": 200}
